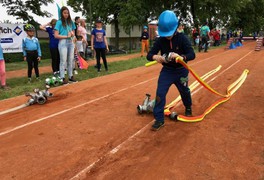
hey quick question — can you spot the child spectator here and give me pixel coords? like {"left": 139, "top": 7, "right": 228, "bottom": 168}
{"left": 22, "top": 24, "right": 42, "bottom": 83}
{"left": 39, "top": 19, "right": 60, "bottom": 75}
{"left": 73, "top": 35, "right": 84, "bottom": 75}
{"left": 76, "top": 35, "right": 84, "bottom": 57}
{"left": 91, "top": 19, "right": 109, "bottom": 72}
{"left": 140, "top": 26, "right": 149, "bottom": 57}
{"left": 77, "top": 19, "right": 88, "bottom": 58}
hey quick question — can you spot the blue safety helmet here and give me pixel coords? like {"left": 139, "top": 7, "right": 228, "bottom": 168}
{"left": 143, "top": 26, "right": 148, "bottom": 29}
{"left": 158, "top": 10, "right": 178, "bottom": 37}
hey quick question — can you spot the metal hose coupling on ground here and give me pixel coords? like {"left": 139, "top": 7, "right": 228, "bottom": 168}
{"left": 0, "top": 85, "right": 53, "bottom": 116}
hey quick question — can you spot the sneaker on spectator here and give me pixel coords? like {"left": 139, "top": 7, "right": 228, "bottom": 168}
{"left": 28, "top": 78, "right": 32, "bottom": 84}
{"left": 69, "top": 76, "right": 77, "bottom": 83}
{"left": 62, "top": 78, "right": 68, "bottom": 84}
{"left": 151, "top": 120, "right": 164, "bottom": 131}
{"left": 1, "top": 85, "right": 10, "bottom": 90}
{"left": 74, "top": 69, "right": 78, "bottom": 75}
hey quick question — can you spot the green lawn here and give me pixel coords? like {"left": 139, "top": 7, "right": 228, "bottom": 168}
{"left": 5, "top": 59, "right": 52, "bottom": 71}
{"left": 0, "top": 57, "right": 147, "bottom": 100}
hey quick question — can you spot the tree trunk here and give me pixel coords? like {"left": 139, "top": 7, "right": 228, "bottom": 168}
{"left": 114, "top": 13, "right": 119, "bottom": 49}
{"left": 190, "top": 0, "right": 198, "bottom": 29}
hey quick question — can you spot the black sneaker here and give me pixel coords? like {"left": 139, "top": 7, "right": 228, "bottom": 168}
{"left": 151, "top": 121, "right": 164, "bottom": 131}
{"left": 62, "top": 78, "right": 68, "bottom": 84}
{"left": 69, "top": 76, "right": 77, "bottom": 83}
{"left": 185, "top": 107, "right": 192, "bottom": 117}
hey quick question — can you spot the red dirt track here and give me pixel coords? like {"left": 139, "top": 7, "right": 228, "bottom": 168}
{"left": 0, "top": 41, "right": 263, "bottom": 179}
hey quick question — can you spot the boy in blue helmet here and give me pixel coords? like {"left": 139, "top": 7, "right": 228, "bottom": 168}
{"left": 147, "top": 10, "right": 195, "bottom": 131}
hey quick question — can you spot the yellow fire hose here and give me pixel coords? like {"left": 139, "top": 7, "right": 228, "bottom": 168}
{"left": 145, "top": 57, "right": 249, "bottom": 122}
{"left": 164, "top": 65, "right": 222, "bottom": 116}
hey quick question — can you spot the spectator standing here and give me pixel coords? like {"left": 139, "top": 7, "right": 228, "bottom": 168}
{"left": 0, "top": 32, "right": 10, "bottom": 90}
{"left": 177, "top": 24, "right": 184, "bottom": 33}
{"left": 39, "top": 19, "right": 60, "bottom": 75}
{"left": 74, "top": 16, "right": 80, "bottom": 37}
{"left": 213, "top": 29, "right": 220, "bottom": 46}
{"left": 199, "top": 22, "right": 210, "bottom": 52}
{"left": 140, "top": 26, "right": 149, "bottom": 57}
{"left": 192, "top": 27, "right": 199, "bottom": 45}
{"left": 22, "top": 24, "right": 42, "bottom": 83}
{"left": 54, "top": 6, "right": 76, "bottom": 84}
{"left": 77, "top": 19, "right": 88, "bottom": 58}
{"left": 91, "top": 19, "right": 109, "bottom": 72}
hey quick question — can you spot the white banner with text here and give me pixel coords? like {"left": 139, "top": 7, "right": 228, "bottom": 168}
{"left": 0, "top": 23, "right": 27, "bottom": 53}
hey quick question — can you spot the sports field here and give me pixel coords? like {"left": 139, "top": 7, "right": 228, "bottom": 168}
{"left": 0, "top": 41, "right": 263, "bottom": 179}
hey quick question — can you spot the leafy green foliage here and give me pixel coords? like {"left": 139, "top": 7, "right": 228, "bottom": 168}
{"left": 1, "top": 0, "right": 53, "bottom": 23}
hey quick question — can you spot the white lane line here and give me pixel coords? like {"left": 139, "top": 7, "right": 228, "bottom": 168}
{"left": 70, "top": 121, "right": 153, "bottom": 180}
{"left": 70, "top": 49, "right": 253, "bottom": 180}
{"left": 0, "top": 77, "right": 157, "bottom": 137}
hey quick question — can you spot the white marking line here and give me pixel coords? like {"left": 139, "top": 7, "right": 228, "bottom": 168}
{"left": 0, "top": 77, "right": 157, "bottom": 137}
{"left": 70, "top": 50, "right": 253, "bottom": 180}
{"left": 70, "top": 121, "right": 153, "bottom": 180}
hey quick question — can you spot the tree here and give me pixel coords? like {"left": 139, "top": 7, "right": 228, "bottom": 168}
{"left": 68, "top": 0, "right": 129, "bottom": 49}
{"left": 1, "top": 0, "right": 53, "bottom": 24}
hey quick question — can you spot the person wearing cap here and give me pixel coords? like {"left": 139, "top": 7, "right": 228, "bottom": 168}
{"left": 39, "top": 19, "right": 60, "bottom": 75}
{"left": 147, "top": 10, "right": 195, "bottom": 131}
{"left": 91, "top": 19, "right": 109, "bottom": 72}
{"left": 140, "top": 26, "right": 149, "bottom": 57}
{"left": 22, "top": 24, "right": 42, "bottom": 83}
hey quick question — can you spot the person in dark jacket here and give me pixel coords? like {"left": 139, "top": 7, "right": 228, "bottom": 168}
{"left": 147, "top": 10, "right": 195, "bottom": 131}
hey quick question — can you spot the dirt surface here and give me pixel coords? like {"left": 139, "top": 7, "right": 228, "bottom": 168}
{"left": 6, "top": 53, "right": 142, "bottom": 79}
{"left": 0, "top": 41, "right": 263, "bottom": 180}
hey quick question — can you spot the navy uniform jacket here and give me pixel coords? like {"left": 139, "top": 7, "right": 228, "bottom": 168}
{"left": 147, "top": 32, "right": 195, "bottom": 69}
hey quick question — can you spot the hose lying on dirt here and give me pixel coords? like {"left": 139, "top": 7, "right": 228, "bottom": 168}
{"left": 164, "top": 65, "right": 222, "bottom": 115}
{"left": 0, "top": 104, "right": 29, "bottom": 116}
{"left": 145, "top": 57, "right": 249, "bottom": 122}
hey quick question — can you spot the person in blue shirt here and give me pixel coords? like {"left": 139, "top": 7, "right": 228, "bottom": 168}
{"left": 54, "top": 6, "right": 76, "bottom": 84}
{"left": 147, "top": 10, "right": 195, "bottom": 131}
{"left": 40, "top": 19, "right": 60, "bottom": 75}
{"left": 91, "top": 19, "right": 109, "bottom": 72}
{"left": 22, "top": 24, "right": 42, "bottom": 83}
